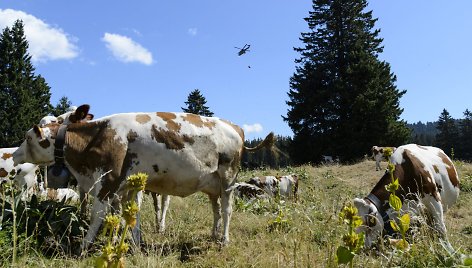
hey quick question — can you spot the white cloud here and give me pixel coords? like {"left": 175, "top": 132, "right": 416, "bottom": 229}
{"left": 188, "top": 28, "right": 198, "bottom": 36}
{"left": 243, "top": 123, "right": 263, "bottom": 134}
{"left": 102, "top": 33, "right": 153, "bottom": 65}
{"left": 0, "top": 9, "right": 79, "bottom": 62}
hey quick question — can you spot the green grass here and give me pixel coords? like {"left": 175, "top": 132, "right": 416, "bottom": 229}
{"left": 2, "top": 159, "right": 472, "bottom": 267}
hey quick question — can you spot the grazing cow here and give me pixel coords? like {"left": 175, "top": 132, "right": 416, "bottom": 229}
{"left": 322, "top": 155, "right": 339, "bottom": 164}
{"left": 354, "top": 144, "right": 459, "bottom": 248}
{"left": 247, "top": 175, "right": 299, "bottom": 199}
{"left": 228, "top": 182, "right": 268, "bottom": 199}
{"left": 371, "top": 146, "right": 397, "bottom": 171}
{"left": 12, "top": 111, "right": 274, "bottom": 253}
{"left": 0, "top": 147, "right": 39, "bottom": 199}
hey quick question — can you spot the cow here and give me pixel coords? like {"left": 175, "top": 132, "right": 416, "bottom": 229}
{"left": 0, "top": 147, "right": 39, "bottom": 199}
{"left": 12, "top": 111, "right": 274, "bottom": 253}
{"left": 246, "top": 175, "right": 299, "bottom": 199}
{"left": 38, "top": 181, "right": 80, "bottom": 203}
{"left": 228, "top": 182, "right": 268, "bottom": 199}
{"left": 322, "top": 155, "right": 339, "bottom": 164}
{"left": 39, "top": 115, "right": 58, "bottom": 127}
{"left": 371, "top": 146, "right": 397, "bottom": 171}
{"left": 354, "top": 144, "right": 459, "bottom": 248}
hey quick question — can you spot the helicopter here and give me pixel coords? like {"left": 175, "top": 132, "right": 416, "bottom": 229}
{"left": 234, "top": 44, "right": 250, "bottom": 56}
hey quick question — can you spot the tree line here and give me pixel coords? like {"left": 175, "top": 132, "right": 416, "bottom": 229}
{"left": 2, "top": 1, "right": 469, "bottom": 167}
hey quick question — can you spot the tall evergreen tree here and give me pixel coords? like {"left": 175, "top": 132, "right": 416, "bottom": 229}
{"left": 52, "top": 96, "right": 73, "bottom": 116}
{"left": 182, "top": 89, "right": 214, "bottom": 116}
{"left": 0, "top": 20, "right": 52, "bottom": 147}
{"left": 435, "top": 109, "right": 459, "bottom": 156}
{"left": 458, "top": 109, "right": 472, "bottom": 159}
{"left": 284, "top": 0, "right": 409, "bottom": 163}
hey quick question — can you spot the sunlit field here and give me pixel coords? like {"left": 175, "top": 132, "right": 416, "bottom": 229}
{"left": 3, "top": 159, "right": 472, "bottom": 267}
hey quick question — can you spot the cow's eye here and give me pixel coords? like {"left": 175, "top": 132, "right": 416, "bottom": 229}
{"left": 366, "top": 214, "right": 377, "bottom": 228}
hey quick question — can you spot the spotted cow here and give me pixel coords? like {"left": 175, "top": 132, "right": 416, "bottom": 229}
{"left": 0, "top": 147, "right": 39, "bottom": 199}
{"left": 371, "top": 146, "right": 397, "bottom": 171}
{"left": 247, "top": 175, "right": 299, "bottom": 199}
{"left": 12, "top": 111, "right": 274, "bottom": 253}
{"left": 228, "top": 182, "right": 268, "bottom": 199}
{"left": 354, "top": 144, "right": 460, "bottom": 248}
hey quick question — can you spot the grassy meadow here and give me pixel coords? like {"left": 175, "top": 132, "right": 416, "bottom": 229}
{"left": 4, "top": 159, "right": 472, "bottom": 267}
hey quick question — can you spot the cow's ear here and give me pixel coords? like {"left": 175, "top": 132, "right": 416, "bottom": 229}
{"left": 69, "top": 104, "right": 90, "bottom": 123}
{"left": 33, "top": 125, "right": 42, "bottom": 138}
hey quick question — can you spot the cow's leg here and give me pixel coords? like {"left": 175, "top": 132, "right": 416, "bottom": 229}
{"left": 159, "top": 194, "right": 170, "bottom": 233}
{"left": 151, "top": 192, "right": 161, "bottom": 232}
{"left": 80, "top": 197, "right": 111, "bottom": 255}
{"left": 422, "top": 195, "right": 447, "bottom": 237}
{"left": 209, "top": 194, "right": 221, "bottom": 240}
{"left": 131, "top": 190, "right": 143, "bottom": 248}
{"left": 220, "top": 183, "right": 234, "bottom": 245}
{"left": 79, "top": 188, "right": 88, "bottom": 216}
{"left": 375, "top": 160, "right": 380, "bottom": 171}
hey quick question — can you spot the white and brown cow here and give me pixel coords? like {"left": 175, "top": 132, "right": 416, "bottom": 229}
{"left": 354, "top": 144, "right": 459, "bottom": 248}
{"left": 247, "top": 175, "right": 299, "bottom": 199}
{"left": 371, "top": 146, "right": 397, "bottom": 171}
{"left": 0, "top": 147, "right": 39, "bottom": 199}
{"left": 12, "top": 111, "right": 274, "bottom": 252}
{"left": 228, "top": 182, "right": 268, "bottom": 199}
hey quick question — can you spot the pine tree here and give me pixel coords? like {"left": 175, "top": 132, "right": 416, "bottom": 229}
{"left": 182, "top": 89, "right": 214, "bottom": 116}
{"left": 0, "top": 20, "right": 52, "bottom": 147}
{"left": 458, "top": 109, "right": 472, "bottom": 160}
{"left": 52, "top": 96, "right": 73, "bottom": 116}
{"left": 284, "top": 0, "right": 409, "bottom": 163}
{"left": 435, "top": 109, "right": 459, "bottom": 156}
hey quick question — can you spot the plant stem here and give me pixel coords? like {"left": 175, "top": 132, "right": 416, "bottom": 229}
{"left": 11, "top": 189, "right": 17, "bottom": 264}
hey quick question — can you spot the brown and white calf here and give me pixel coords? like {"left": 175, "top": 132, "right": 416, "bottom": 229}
{"left": 246, "top": 175, "right": 299, "bottom": 199}
{"left": 371, "top": 146, "right": 397, "bottom": 171}
{"left": 0, "top": 147, "right": 39, "bottom": 199}
{"left": 354, "top": 144, "right": 459, "bottom": 248}
{"left": 12, "top": 111, "right": 274, "bottom": 252}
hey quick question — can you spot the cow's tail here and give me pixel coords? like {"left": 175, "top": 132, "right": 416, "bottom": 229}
{"left": 243, "top": 132, "right": 275, "bottom": 152}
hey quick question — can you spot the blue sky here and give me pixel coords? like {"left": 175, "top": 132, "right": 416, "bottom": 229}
{"left": 0, "top": 1, "right": 471, "bottom": 139}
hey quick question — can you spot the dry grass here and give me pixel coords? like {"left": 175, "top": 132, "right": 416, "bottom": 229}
{"left": 6, "top": 159, "right": 472, "bottom": 267}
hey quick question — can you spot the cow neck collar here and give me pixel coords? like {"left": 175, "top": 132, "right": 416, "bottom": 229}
{"left": 54, "top": 124, "right": 68, "bottom": 165}
{"left": 365, "top": 192, "right": 394, "bottom": 235}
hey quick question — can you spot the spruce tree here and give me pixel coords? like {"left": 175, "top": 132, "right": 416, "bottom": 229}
{"left": 0, "top": 20, "right": 52, "bottom": 147}
{"left": 52, "top": 96, "right": 73, "bottom": 116}
{"left": 435, "top": 109, "right": 459, "bottom": 156}
{"left": 182, "top": 89, "right": 214, "bottom": 117}
{"left": 284, "top": 0, "right": 409, "bottom": 163}
{"left": 458, "top": 109, "right": 472, "bottom": 160}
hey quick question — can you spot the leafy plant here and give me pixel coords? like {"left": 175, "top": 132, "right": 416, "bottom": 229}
{"left": 336, "top": 204, "right": 364, "bottom": 267}
{"left": 95, "top": 172, "right": 147, "bottom": 268}
{"left": 383, "top": 148, "right": 410, "bottom": 251}
{"left": 267, "top": 207, "right": 291, "bottom": 233}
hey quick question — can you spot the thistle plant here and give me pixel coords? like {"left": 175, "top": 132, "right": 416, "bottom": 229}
{"left": 383, "top": 148, "right": 410, "bottom": 251}
{"left": 336, "top": 204, "right": 364, "bottom": 267}
{"left": 96, "top": 173, "right": 148, "bottom": 268}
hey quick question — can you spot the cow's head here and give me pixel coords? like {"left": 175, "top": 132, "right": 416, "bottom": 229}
{"left": 57, "top": 104, "right": 91, "bottom": 124}
{"left": 353, "top": 197, "right": 384, "bottom": 248}
{"left": 12, "top": 124, "right": 58, "bottom": 166}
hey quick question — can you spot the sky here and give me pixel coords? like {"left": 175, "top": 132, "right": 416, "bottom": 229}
{"left": 0, "top": 1, "right": 471, "bottom": 139}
